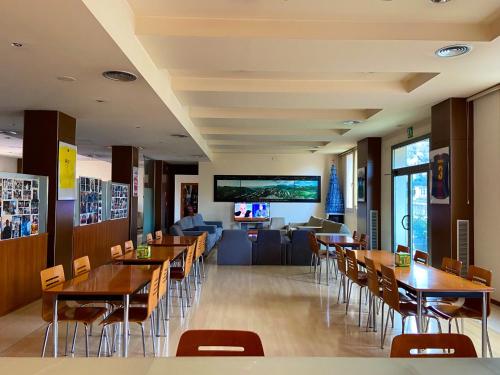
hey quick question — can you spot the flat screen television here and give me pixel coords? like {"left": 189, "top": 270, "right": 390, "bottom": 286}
{"left": 234, "top": 202, "right": 270, "bottom": 222}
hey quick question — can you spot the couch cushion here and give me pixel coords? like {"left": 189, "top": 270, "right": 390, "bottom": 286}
{"left": 320, "top": 220, "right": 342, "bottom": 233}
{"left": 192, "top": 214, "right": 204, "bottom": 227}
{"left": 178, "top": 216, "right": 194, "bottom": 230}
{"left": 307, "top": 216, "right": 324, "bottom": 227}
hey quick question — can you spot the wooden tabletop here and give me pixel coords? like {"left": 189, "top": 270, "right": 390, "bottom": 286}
{"left": 43, "top": 264, "right": 156, "bottom": 296}
{"left": 354, "top": 250, "right": 494, "bottom": 293}
{"left": 316, "top": 234, "right": 361, "bottom": 247}
{"left": 148, "top": 235, "right": 198, "bottom": 247}
{"left": 115, "top": 247, "right": 186, "bottom": 264}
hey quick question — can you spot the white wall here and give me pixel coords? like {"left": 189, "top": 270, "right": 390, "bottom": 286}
{"left": 198, "top": 153, "right": 331, "bottom": 228}
{"left": 380, "top": 123, "right": 431, "bottom": 250}
{"left": 0, "top": 155, "right": 18, "bottom": 173}
{"left": 473, "top": 90, "right": 500, "bottom": 300}
{"left": 174, "top": 174, "right": 200, "bottom": 222}
{"left": 76, "top": 159, "right": 111, "bottom": 180}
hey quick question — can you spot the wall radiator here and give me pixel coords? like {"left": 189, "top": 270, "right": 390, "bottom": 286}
{"left": 369, "top": 210, "right": 379, "bottom": 250}
{"left": 457, "top": 219, "right": 469, "bottom": 277}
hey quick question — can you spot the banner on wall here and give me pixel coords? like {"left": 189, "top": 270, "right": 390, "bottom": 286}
{"left": 58, "top": 142, "right": 77, "bottom": 200}
{"left": 133, "top": 166, "right": 138, "bottom": 197}
{"left": 430, "top": 146, "right": 450, "bottom": 204}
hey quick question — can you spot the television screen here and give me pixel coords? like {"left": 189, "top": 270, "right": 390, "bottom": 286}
{"left": 234, "top": 202, "right": 270, "bottom": 222}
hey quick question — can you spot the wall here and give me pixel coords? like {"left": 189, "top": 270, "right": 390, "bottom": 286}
{"left": 380, "top": 122, "right": 431, "bottom": 250}
{"left": 473, "top": 90, "right": 500, "bottom": 300}
{"left": 198, "top": 153, "right": 331, "bottom": 228}
{"left": 0, "top": 155, "right": 18, "bottom": 173}
{"left": 174, "top": 174, "right": 200, "bottom": 222}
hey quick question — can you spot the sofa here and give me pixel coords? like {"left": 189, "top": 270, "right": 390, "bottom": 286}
{"left": 289, "top": 216, "right": 351, "bottom": 235}
{"left": 217, "top": 230, "right": 252, "bottom": 265}
{"left": 169, "top": 213, "right": 223, "bottom": 253}
{"left": 252, "top": 230, "right": 285, "bottom": 265}
{"left": 288, "top": 229, "right": 315, "bottom": 265}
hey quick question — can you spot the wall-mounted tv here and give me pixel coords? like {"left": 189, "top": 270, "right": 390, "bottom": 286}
{"left": 214, "top": 175, "right": 321, "bottom": 202}
{"left": 234, "top": 202, "right": 270, "bottom": 222}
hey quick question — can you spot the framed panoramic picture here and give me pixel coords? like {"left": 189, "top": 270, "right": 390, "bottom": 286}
{"left": 357, "top": 167, "right": 366, "bottom": 202}
{"left": 214, "top": 175, "right": 321, "bottom": 202}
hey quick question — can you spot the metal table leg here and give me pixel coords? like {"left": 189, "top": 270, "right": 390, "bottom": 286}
{"left": 416, "top": 291, "right": 422, "bottom": 333}
{"left": 326, "top": 245, "right": 330, "bottom": 286}
{"left": 482, "top": 292, "right": 488, "bottom": 358}
{"left": 53, "top": 295, "right": 58, "bottom": 357}
{"left": 123, "top": 294, "right": 129, "bottom": 358}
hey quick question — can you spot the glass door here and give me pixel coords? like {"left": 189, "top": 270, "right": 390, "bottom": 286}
{"left": 410, "top": 172, "right": 428, "bottom": 253}
{"left": 393, "top": 175, "right": 409, "bottom": 250}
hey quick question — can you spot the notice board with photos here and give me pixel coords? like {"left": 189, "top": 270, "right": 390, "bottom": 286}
{"left": 110, "top": 183, "right": 129, "bottom": 220}
{"left": 0, "top": 172, "right": 48, "bottom": 240}
{"left": 78, "top": 176, "right": 103, "bottom": 225}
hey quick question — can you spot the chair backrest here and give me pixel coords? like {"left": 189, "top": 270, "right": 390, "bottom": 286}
{"left": 270, "top": 217, "right": 286, "bottom": 230}
{"left": 124, "top": 240, "right": 134, "bottom": 252}
{"left": 110, "top": 244, "right": 123, "bottom": 259}
{"left": 195, "top": 232, "right": 207, "bottom": 259}
{"left": 176, "top": 330, "right": 264, "bottom": 357}
{"left": 307, "top": 231, "right": 320, "bottom": 256}
{"left": 155, "top": 230, "right": 163, "bottom": 240}
{"left": 413, "top": 250, "right": 429, "bottom": 265}
{"left": 40, "top": 265, "right": 66, "bottom": 321}
{"left": 359, "top": 233, "right": 368, "bottom": 249}
{"left": 463, "top": 265, "right": 492, "bottom": 316}
{"left": 364, "top": 257, "right": 380, "bottom": 297}
{"left": 158, "top": 260, "right": 170, "bottom": 299}
{"left": 183, "top": 243, "right": 196, "bottom": 276}
{"left": 441, "top": 257, "right": 462, "bottom": 276}
{"left": 352, "top": 230, "right": 358, "bottom": 240}
{"left": 345, "top": 249, "right": 359, "bottom": 280}
{"left": 396, "top": 244, "right": 410, "bottom": 254}
{"left": 390, "top": 333, "right": 477, "bottom": 358}
{"left": 147, "top": 267, "right": 161, "bottom": 316}
{"left": 146, "top": 233, "right": 153, "bottom": 243}
{"left": 335, "top": 245, "right": 346, "bottom": 275}
{"left": 73, "top": 256, "right": 91, "bottom": 276}
{"left": 380, "top": 264, "right": 400, "bottom": 311}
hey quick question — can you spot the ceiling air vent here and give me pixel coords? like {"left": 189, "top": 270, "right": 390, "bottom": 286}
{"left": 102, "top": 70, "right": 137, "bottom": 82}
{"left": 435, "top": 44, "right": 471, "bottom": 58}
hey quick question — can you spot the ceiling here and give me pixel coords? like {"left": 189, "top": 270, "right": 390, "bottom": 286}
{"left": 0, "top": 0, "right": 499, "bottom": 160}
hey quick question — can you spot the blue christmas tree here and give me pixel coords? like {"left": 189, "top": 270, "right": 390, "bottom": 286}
{"left": 325, "top": 164, "right": 344, "bottom": 215}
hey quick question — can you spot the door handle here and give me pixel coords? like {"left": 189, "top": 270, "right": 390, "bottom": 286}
{"left": 401, "top": 215, "right": 409, "bottom": 230}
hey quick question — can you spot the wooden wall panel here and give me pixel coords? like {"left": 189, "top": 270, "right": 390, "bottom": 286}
{"left": 72, "top": 219, "right": 129, "bottom": 271}
{"left": 0, "top": 234, "right": 47, "bottom": 316}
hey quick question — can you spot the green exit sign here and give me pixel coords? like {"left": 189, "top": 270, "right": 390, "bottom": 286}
{"left": 407, "top": 126, "right": 413, "bottom": 139}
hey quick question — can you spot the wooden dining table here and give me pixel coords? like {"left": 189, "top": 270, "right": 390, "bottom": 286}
{"left": 148, "top": 235, "right": 198, "bottom": 247}
{"left": 354, "top": 250, "right": 494, "bottom": 357}
{"left": 114, "top": 246, "right": 187, "bottom": 265}
{"left": 315, "top": 234, "right": 362, "bottom": 285}
{"left": 43, "top": 264, "right": 157, "bottom": 358}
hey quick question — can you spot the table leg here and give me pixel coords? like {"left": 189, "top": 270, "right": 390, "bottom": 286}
{"left": 53, "top": 295, "right": 58, "bottom": 357}
{"left": 482, "top": 292, "right": 488, "bottom": 358}
{"left": 166, "top": 270, "right": 170, "bottom": 321}
{"left": 416, "top": 291, "right": 422, "bottom": 333}
{"left": 123, "top": 294, "right": 129, "bottom": 358}
{"left": 326, "top": 245, "right": 330, "bottom": 286}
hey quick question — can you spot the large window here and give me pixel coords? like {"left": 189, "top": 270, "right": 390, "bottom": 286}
{"left": 344, "top": 152, "right": 354, "bottom": 209}
{"left": 392, "top": 138, "right": 429, "bottom": 169}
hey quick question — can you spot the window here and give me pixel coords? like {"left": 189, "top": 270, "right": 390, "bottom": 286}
{"left": 345, "top": 152, "right": 354, "bottom": 209}
{"left": 392, "top": 138, "right": 430, "bottom": 169}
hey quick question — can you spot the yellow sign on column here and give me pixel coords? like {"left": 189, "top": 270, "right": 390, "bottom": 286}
{"left": 58, "top": 142, "right": 77, "bottom": 199}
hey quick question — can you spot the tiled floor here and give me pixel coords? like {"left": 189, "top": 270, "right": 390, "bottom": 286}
{"left": 1, "top": 255, "right": 499, "bottom": 357}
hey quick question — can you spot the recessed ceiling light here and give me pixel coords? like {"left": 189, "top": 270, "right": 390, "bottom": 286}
{"left": 430, "top": 0, "right": 450, "bottom": 3}
{"left": 57, "top": 76, "right": 76, "bottom": 82}
{"left": 95, "top": 99, "right": 106, "bottom": 103}
{"left": 11, "top": 42, "right": 23, "bottom": 48}
{"left": 171, "top": 133, "right": 189, "bottom": 138}
{"left": 343, "top": 120, "right": 362, "bottom": 126}
{"left": 102, "top": 70, "right": 137, "bottom": 82}
{"left": 135, "top": 125, "right": 141, "bottom": 129}
{"left": 435, "top": 44, "right": 472, "bottom": 58}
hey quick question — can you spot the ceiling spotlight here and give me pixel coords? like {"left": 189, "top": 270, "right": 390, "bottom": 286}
{"left": 102, "top": 70, "right": 137, "bottom": 82}
{"left": 6, "top": 130, "right": 18, "bottom": 135}
{"left": 343, "top": 120, "right": 362, "bottom": 126}
{"left": 57, "top": 76, "right": 76, "bottom": 82}
{"left": 11, "top": 42, "right": 23, "bottom": 48}
{"left": 430, "top": 0, "right": 450, "bottom": 3}
{"left": 95, "top": 99, "right": 106, "bottom": 103}
{"left": 171, "top": 133, "right": 189, "bottom": 138}
{"left": 435, "top": 44, "right": 471, "bottom": 58}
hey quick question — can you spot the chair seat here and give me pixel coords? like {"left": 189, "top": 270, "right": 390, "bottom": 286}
{"left": 350, "top": 272, "right": 368, "bottom": 286}
{"left": 44, "top": 306, "right": 107, "bottom": 324}
{"left": 130, "top": 293, "right": 148, "bottom": 305}
{"left": 428, "top": 304, "right": 481, "bottom": 320}
{"left": 100, "top": 307, "right": 149, "bottom": 325}
{"left": 170, "top": 267, "right": 186, "bottom": 280}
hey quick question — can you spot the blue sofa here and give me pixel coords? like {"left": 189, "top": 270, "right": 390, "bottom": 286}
{"left": 169, "top": 214, "right": 222, "bottom": 253}
{"left": 252, "top": 230, "right": 285, "bottom": 265}
{"left": 217, "top": 230, "right": 252, "bottom": 265}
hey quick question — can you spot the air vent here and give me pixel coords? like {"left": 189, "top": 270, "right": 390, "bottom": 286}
{"left": 435, "top": 44, "right": 471, "bottom": 58}
{"left": 369, "top": 210, "right": 379, "bottom": 250}
{"left": 171, "top": 134, "right": 189, "bottom": 138}
{"left": 102, "top": 70, "right": 137, "bottom": 82}
{"left": 457, "top": 220, "right": 469, "bottom": 276}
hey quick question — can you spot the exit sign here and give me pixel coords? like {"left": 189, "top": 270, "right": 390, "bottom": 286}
{"left": 407, "top": 126, "right": 414, "bottom": 138}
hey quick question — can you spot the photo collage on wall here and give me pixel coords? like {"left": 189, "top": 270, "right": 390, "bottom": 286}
{"left": 79, "top": 177, "right": 102, "bottom": 225}
{"left": 0, "top": 178, "right": 40, "bottom": 240}
{"left": 111, "top": 183, "right": 129, "bottom": 220}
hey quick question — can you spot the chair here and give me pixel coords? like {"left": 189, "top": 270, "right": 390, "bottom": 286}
{"left": 124, "top": 240, "right": 134, "bottom": 252}
{"left": 192, "top": 232, "right": 206, "bottom": 285}
{"left": 98, "top": 267, "right": 161, "bottom": 357}
{"left": 170, "top": 243, "right": 196, "bottom": 317}
{"left": 253, "top": 230, "right": 284, "bottom": 265}
{"left": 269, "top": 217, "right": 286, "bottom": 231}
{"left": 217, "top": 230, "right": 252, "bottom": 265}
{"left": 110, "top": 245, "right": 123, "bottom": 260}
{"left": 428, "top": 265, "right": 493, "bottom": 357}
{"left": 345, "top": 249, "right": 368, "bottom": 326}
{"left": 73, "top": 256, "right": 91, "bottom": 276}
{"left": 359, "top": 233, "right": 368, "bottom": 249}
{"left": 146, "top": 233, "right": 153, "bottom": 243}
{"left": 40, "top": 265, "right": 108, "bottom": 357}
{"left": 352, "top": 230, "right": 358, "bottom": 241}
{"left": 335, "top": 245, "right": 348, "bottom": 304}
{"left": 396, "top": 244, "right": 410, "bottom": 254}
{"left": 308, "top": 231, "right": 335, "bottom": 282}
{"left": 364, "top": 257, "right": 382, "bottom": 332}
{"left": 413, "top": 250, "right": 429, "bottom": 265}
{"left": 390, "top": 333, "right": 477, "bottom": 358}
{"left": 155, "top": 230, "right": 163, "bottom": 240}
{"left": 289, "top": 229, "right": 315, "bottom": 265}
{"left": 176, "top": 330, "right": 264, "bottom": 356}
{"left": 441, "top": 257, "right": 462, "bottom": 276}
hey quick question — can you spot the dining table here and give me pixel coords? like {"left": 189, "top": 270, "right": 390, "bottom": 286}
{"left": 43, "top": 264, "right": 157, "bottom": 358}
{"left": 114, "top": 246, "right": 187, "bottom": 265}
{"left": 353, "top": 249, "right": 494, "bottom": 357}
{"left": 315, "top": 234, "right": 362, "bottom": 285}
{"left": 148, "top": 235, "right": 198, "bottom": 247}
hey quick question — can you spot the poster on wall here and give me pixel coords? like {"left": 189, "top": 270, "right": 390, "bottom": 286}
{"left": 79, "top": 177, "right": 102, "bottom": 225}
{"left": 0, "top": 177, "right": 40, "bottom": 240}
{"left": 133, "top": 166, "right": 138, "bottom": 197}
{"left": 430, "top": 146, "right": 450, "bottom": 204}
{"left": 110, "top": 183, "right": 129, "bottom": 220}
{"left": 181, "top": 183, "right": 198, "bottom": 218}
{"left": 58, "top": 142, "right": 77, "bottom": 200}
{"left": 357, "top": 167, "right": 366, "bottom": 202}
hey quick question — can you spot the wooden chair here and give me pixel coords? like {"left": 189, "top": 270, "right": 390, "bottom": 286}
{"left": 364, "top": 257, "right": 382, "bottom": 333}
{"left": 146, "top": 233, "right": 153, "bottom": 243}
{"left": 73, "top": 256, "right": 91, "bottom": 276}
{"left": 396, "top": 244, "right": 410, "bottom": 254}
{"left": 193, "top": 233, "right": 206, "bottom": 286}
{"left": 345, "top": 249, "right": 368, "bottom": 326}
{"left": 40, "top": 265, "right": 107, "bottom": 357}
{"left": 428, "top": 265, "right": 493, "bottom": 357}
{"left": 98, "top": 267, "right": 161, "bottom": 357}
{"left": 308, "top": 231, "right": 336, "bottom": 282}
{"left": 155, "top": 230, "right": 163, "bottom": 240}
{"left": 335, "top": 245, "right": 348, "bottom": 304}
{"left": 413, "top": 250, "right": 429, "bottom": 265}
{"left": 441, "top": 257, "right": 462, "bottom": 276}
{"left": 124, "top": 240, "right": 134, "bottom": 252}
{"left": 390, "top": 333, "right": 477, "bottom": 358}
{"left": 110, "top": 245, "right": 123, "bottom": 260}
{"left": 176, "top": 330, "right": 264, "bottom": 357}
{"left": 352, "top": 230, "right": 358, "bottom": 241}
{"left": 359, "top": 233, "right": 368, "bottom": 249}
{"left": 170, "top": 243, "right": 196, "bottom": 318}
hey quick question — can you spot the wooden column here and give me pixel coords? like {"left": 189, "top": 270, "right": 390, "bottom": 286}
{"left": 111, "top": 146, "right": 139, "bottom": 246}
{"left": 153, "top": 160, "right": 166, "bottom": 233}
{"left": 357, "top": 137, "right": 381, "bottom": 249}
{"left": 22, "top": 110, "right": 76, "bottom": 272}
{"left": 430, "top": 98, "right": 474, "bottom": 268}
